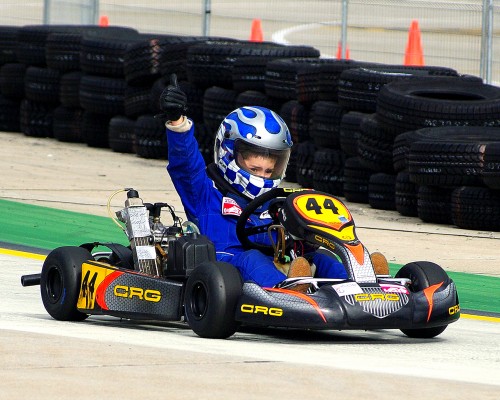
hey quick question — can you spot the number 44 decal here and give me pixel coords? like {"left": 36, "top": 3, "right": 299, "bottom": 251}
{"left": 81, "top": 269, "right": 98, "bottom": 309}
{"left": 295, "top": 194, "right": 352, "bottom": 228}
{"left": 306, "top": 197, "right": 339, "bottom": 214}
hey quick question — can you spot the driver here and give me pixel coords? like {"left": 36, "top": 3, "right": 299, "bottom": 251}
{"left": 159, "top": 75, "right": 386, "bottom": 292}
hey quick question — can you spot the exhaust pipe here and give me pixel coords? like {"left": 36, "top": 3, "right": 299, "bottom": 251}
{"left": 21, "top": 273, "right": 41, "bottom": 287}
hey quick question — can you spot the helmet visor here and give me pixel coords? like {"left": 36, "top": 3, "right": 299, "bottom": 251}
{"left": 234, "top": 140, "right": 291, "bottom": 180}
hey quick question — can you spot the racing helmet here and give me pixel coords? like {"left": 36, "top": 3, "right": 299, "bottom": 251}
{"left": 214, "top": 106, "right": 293, "bottom": 199}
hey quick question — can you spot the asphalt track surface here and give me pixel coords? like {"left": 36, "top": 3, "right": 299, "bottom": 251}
{"left": 1, "top": 252, "right": 499, "bottom": 399}
{"left": 0, "top": 132, "right": 499, "bottom": 398}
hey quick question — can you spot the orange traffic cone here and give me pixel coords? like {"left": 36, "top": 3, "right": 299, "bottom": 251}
{"left": 336, "top": 41, "right": 350, "bottom": 59}
{"left": 250, "top": 19, "right": 263, "bottom": 42}
{"left": 404, "top": 19, "right": 424, "bottom": 66}
{"left": 99, "top": 15, "right": 109, "bottom": 27}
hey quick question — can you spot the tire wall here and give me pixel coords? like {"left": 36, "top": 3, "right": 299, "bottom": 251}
{"left": 1, "top": 24, "right": 499, "bottom": 231}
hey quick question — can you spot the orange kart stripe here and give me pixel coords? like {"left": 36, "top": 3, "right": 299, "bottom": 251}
{"left": 423, "top": 281, "right": 444, "bottom": 322}
{"left": 265, "top": 287, "right": 327, "bottom": 323}
{"left": 344, "top": 242, "right": 365, "bottom": 265}
{"left": 95, "top": 270, "right": 123, "bottom": 310}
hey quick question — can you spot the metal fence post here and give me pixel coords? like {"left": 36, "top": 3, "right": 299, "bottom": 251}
{"left": 43, "top": 0, "right": 50, "bottom": 24}
{"left": 480, "top": 0, "right": 493, "bottom": 83}
{"left": 203, "top": 0, "right": 211, "bottom": 37}
{"left": 93, "top": 0, "right": 99, "bottom": 25}
{"left": 43, "top": 0, "right": 99, "bottom": 25}
{"left": 341, "top": 0, "right": 348, "bottom": 58}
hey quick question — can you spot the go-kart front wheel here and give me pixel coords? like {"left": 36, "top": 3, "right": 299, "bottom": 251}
{"left": 396, "top": 261, "right": 452, "bottom": 339}
{"left": 184, "top": 261, "right": 242, "bottom": 339}
{"left": 40, "top": 246, "right": 91, "bottom": 321}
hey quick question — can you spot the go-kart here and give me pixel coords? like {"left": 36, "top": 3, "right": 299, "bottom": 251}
{"left": 21, "top": 187, "right": 460, "bottom": 340}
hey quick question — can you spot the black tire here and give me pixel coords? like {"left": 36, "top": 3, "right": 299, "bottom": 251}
{"left": 279, "top": 100, "right": 310, "bottom": 144}
{"left": 24, "top": 66, "right": 61, "bottom": 104}
{"left": 16, "top": 25, "right": 78, "bottom": 66}
{"left": 108, "top": 115, "right": 136, "bottom": 153}
{"left": 483, "top": 142, "right": 500, "bottom": 190}
{"left": 59, "top": 71, "right": 83, "bottom": 108}
{"left": 159, "top": 37, "right": 208, "bottom": 81}
{"left": 80, "top": 31, "right": 142, "bottom": 78}
{"left": 231, "top": 46, "right": 320, "bottom": 93}
{"left": 265, "top": 58, "right": 322, "bottom": 101}
{"left": 232, "top": 56, "right": 275, "bottom": 93}
{"left": 368, "top": 173, "right": 396, "bottom": 210}
{"left": 451, "top": 186, "right": 500, "bottom": 231}
{"left": 187, "top": 40, "right": 318, "bottom": 89}
{"left": 357, "top": 114, "right": 395, "bottom": 173}
{"left": 53, "top": 106, "right": 84, "bottom": 143}
{"left": 81, "top": 111, "right": 112, "bottom": 148}
{"left": 79, "top": 75, "right": 127, "bottom": 115}
{"left": 234, "top": 90, "right": 282, "bottom": 111}
{"left": 417, "top": 186, "right": 453, "bottom": 225}
{"left": 0, "top": 26, "right": 20, "bottom": 65}
{"left": 40, "top": 246, "right": 92, "bottom": 321}
{"left": 123, "top": 34, "right": 181, "bottom": 86}
{"left": 184, "top": 261, "right": 242, "bottom": 339}
{"left": 337, "top": 65, "right": 458, "bottom": 112}
{"left": 395, "top": 171, "right": 419, "bottom": 217}
{"left": 0, "top": 63, "right": 26, "bottom": 100}
{"left": 409, "top": 139, "right": 496, "bottom": 187}
{"left": 377, "top": 78, "right": 500, "bottom": 137}
{"left": 20, "top": 99, "right": 54, "bottom": 138}
{"left": 395, "top": 261, "right": 451, "bottom": 338}
{"left": 340, "top": 111, "right": 366, "bottom": 157}
{"left": 295, "top": 140, "right": 317, "bottom": 188}
{"left": 202, "top": 86, "right": 239, "bottom": 133}
{"left": 316, "top": 59, "right": 383, "bottom": 102}
{"left": 0, "top": 95, "right": 20, "bottom": 132}
{"left": 45, "top": 32, "right": 84, "bottom": 72}
{"left": 296, "top": 60, "right": 335, "bottom": 104}
{"left": 309, "top": 101, "right": 344, "bottom": 149}
{"left": 343, "top": 157, "right": 371, "bottom": 203}
{"left": 394, "top": 126, "right": 500, "bottom": 177}
{"left": 393, "top": 130, "right": 419, "bottom": 173}
{"left": 134, "top": 114, "right": 168, "bottom": 159}
{"left": 312, "top": 148, "right": 345, "bottom": 196}
{"left": 124, "top": 85, "right": 152, "bottom": 118}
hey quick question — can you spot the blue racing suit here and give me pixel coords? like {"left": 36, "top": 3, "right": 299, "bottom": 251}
{"left": 166, "top": 119, "right": 347, "bottom": 287}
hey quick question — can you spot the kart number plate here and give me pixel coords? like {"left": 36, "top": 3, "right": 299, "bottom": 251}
{"left": 292, "top": 194, "right": 356, "bottom": 241}
{"left": 77, "top": 263, "right": 113, "bottom": 310}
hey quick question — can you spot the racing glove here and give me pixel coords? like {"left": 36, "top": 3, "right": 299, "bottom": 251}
{"left": 157, "top": 73, "right": 188, "bottom": 122}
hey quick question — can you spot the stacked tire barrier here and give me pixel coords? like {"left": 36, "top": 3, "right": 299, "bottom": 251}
{"left": 0, "top": 25, "right": 498, "bottom": 232}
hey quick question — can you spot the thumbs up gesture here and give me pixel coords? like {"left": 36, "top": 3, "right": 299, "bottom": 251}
{"left": 158, "top": 74, "right": 188, "bottom": 122}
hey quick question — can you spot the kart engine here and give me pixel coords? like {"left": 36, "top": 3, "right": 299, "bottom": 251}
{"left": 115, "top": 189, "right": 198, "bottom": 276}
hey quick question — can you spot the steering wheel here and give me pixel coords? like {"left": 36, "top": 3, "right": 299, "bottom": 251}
{"left": 236, "top": 187, "right": 293, "bottom": 255}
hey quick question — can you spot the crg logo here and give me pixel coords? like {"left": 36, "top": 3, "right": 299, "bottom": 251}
{"left": 354, "top": 293, "right": 400, "bottom": 302}
{"left": 449, "top": 304, "right": 460, "bottom": 315}
{"left": 113, "top": 285, "right": 162, "bottom": 303}
{"left": 241, "top": 304, "right": 283, "bottom": 317}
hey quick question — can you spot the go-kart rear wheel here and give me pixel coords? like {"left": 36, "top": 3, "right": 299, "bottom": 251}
{"left": 40, "top": 246, "right": 91, "bottom": 321}
{"left": 396, "top": 261, "right": 451, "bottom": 338}
{"left": 184, "top": 261, "right": 242, "bottom": 339}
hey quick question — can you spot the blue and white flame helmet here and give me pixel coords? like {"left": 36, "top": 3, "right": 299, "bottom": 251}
{"left": 214, "top": 106, "right": 293, "bottom": 200}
